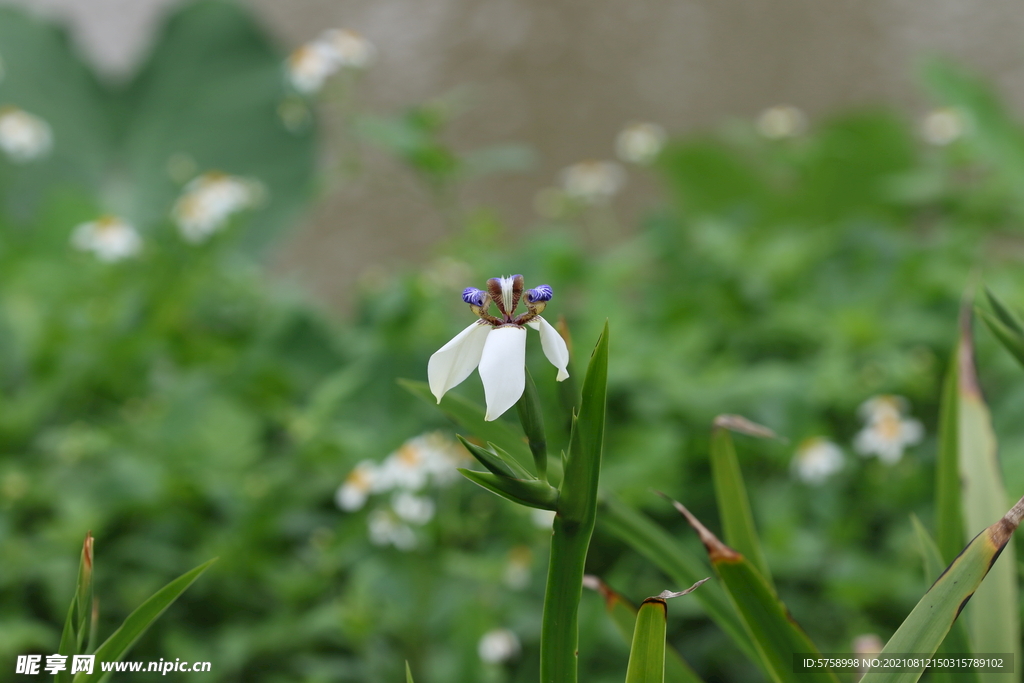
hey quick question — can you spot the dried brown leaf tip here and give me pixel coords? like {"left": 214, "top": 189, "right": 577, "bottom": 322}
{"left": 957, "top": 291, "right": 982, "bottom": 398}
{"left": 991, "top": 493, "right": 1024, "bottom": 548}
{"left": 83, "top": 532, "right": 94, "bottom": 572}
{"left": 582, "top": 574, "right": 618, "bottom": 607}
{"left": 655, "top": 491, "right": 742, "bottom": 563}
{"left": 713, "top": 414, "right": 780, "bottom": 440}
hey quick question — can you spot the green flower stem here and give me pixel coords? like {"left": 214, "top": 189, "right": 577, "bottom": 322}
{"left": 540, "top": 322, "right": 608, "bottom": 683}
{"left": 541, "top": 516, "right": 593, "bottom": 683}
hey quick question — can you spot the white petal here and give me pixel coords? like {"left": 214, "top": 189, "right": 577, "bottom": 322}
{"left": 527, "top": 317, "right": 570, "bottom": 381}
{"left": 427, "top": 321, "right": 491, "bottom": 402}
{"left": 478, "top": 325, "right": 527, "bottom": 421}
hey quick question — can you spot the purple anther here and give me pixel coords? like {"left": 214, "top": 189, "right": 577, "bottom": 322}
{"left": 462, "top": 287, "right": 487, "bottom": 307}
{"left": 526, "top": 285, "right": 553, "bottom": 303}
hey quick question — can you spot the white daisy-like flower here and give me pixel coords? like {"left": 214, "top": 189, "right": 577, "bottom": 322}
{"left": 921, "top": 107, "right": 966, "bottom": 146}
{"left": 367, "top": 509, "right": 417, "bottom": 550}
{"left": 615, "top": 122, "right": 666, "bottom": 165}
{"left": 791, "top": 437, "right": 844, "bottom": 484}
{"left": 320, "top": 29, "right": 376, "bottom": 69}
{"left": 428, "top": 276, "right": 570, "bottom": 421}
{"left": 287, "top": 41, "right": 339, "bottom": 94}
{"left": 391, "top": 491, "right": 435, "bottom": 525}
{"left": 377, "top": 432, "right": 467, "bottom": 491}
{"left": 559, "top": 160, "right": 625, "bottom": 204}
{"left": 756, "top": 105, "right": 807, "bottom": 139}
{"left": 70, "top": 216, "right": 142, "bottom": 262}
{"left": 287, "top": 29, "right": 375, "bottom": 95}
{"left": 172, "top": 172, "right": 259, "bottom": 243}
{"left": 478, "top": 628, "right": 521, "bottom": 664}
{"left": 854, "top": 395, "right": 923, "bottom": 464}
{"left": 335, "top": 460, "right": 378, "bottom": 511}
{"left": 0, "top": 106, "right": 52, "bottom": 163}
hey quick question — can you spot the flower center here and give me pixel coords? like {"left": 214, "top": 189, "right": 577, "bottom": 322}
{"left": 463, "top": 275, "right": 554, "bottom": 327}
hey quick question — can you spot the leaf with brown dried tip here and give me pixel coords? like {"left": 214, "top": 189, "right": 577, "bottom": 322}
{"left": 956, "top": 303, "right": 1018, "bottom": 680}
{"left": 709, "top": 422, "right": 773, "bottom": 586}
{"left": 860, "top": 494, "right": 1024, "bottom": 683}
{"left": 584, "top": 576, "right": 707, "bottom": 683}
{"left": 662, "top": 494, "right": 838, "bottom": 683}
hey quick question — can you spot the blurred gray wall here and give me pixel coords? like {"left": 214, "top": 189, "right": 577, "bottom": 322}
{"left": 5, "top": 0, "right": 1024, "bottom": 307}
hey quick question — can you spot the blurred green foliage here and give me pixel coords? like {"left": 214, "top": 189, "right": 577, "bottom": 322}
{"left": 3, "top": 2, "right": 1024, "bottom": 682}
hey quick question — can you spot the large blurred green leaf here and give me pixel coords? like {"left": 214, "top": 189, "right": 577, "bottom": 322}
{"left": 0, "top": 8, "right": 113, "bottom": 217}
{"left": 119, "top": 0, "right": 316, "bottom": 249}
{"left": 0, "top": 1, "right": 315, "bottom": 248}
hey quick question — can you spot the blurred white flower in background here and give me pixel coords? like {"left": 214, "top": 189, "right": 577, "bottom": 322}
{"left": 921, "top": 107, "right": 966, "bottom": 146}
{"left": 335, "top": 460, "right": 379, "bottom": 511}
{"left": 172, "top": 172, "right": 261, "bottom": 243}
{"left": 756, "top": 105, "right": 807, "bottom": 139}
{"left": 616, "top": 122, "right": 666, "bottom": 165}
{"left": 854, "top": 395, "right": 923, "bottom": 464}
{"left": 287, "top": 41, "right": 339, "bottom": 94}
{"left": 335, "top": 432, "right": 468, "bottom": 550}
{"left": 478, "top": 628, "right": 521, "bottom": 664}
{"left": 503, "top": 545, "right": 533, "bottom": 589}
{"left": 0, "top": 106, "right": 52, "bottom": 162}
{"left": 367, "top": 509, "right": 417, "bottom": 550}
{"left": 391, "top": 491, "right": 435, "bottom": 525}
{"left": 560, "top": 160, "right": 625, "bottom": 204}
{"left": 377, "top": 431, "right": 468, "bottom": 490}
{"left": 287, "top": 28, "right": 375, "bottom": 94}
{"left": 71, "top": 216, "right": 142, "bottom": 262}
{"left": 321, "top": 29, "right": 376, "bottom": 69}
{"left": 791, "top": 437, "right": 844, "bottom": 484}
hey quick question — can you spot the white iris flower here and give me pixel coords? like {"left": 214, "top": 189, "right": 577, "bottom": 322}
{"left": 428, "top": 275, "right": 570, "bottom": 422}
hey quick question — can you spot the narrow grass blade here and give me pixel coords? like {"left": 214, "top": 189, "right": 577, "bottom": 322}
{"left": 666, "top": 497, "right": 839, "bottom": 683}
{"left": 584, "top": 576, "right": 706, "bottom": 683}
{"left": 956, "top": 309, "right": 1018, "bottom": 680}
{"left": 599, "top": 495, "right": 761, "bottom": 666}
{"left": 909, "top": 516, "right": 979, "bottom": 683}
{"left": 935, "top": 355, "right": 963, "bottom": 564}
{"left": 57, "top": 533, "right": 95, "bottom": 682}
{"left": 406, "top": 661, "right": 415, "bottom": 683}
{"left": 985, "top": 288, "right": 1024, "bottom": 335}
{"left": 400, "top": 379, "right": 533, "bottom": 471}
{"left": 458, "top": 469, "right": 558, "bottom": 510}
{"left": 625, "top": 598, "right": 669, "bottom": 683}
{"left": 860, "top": 496, "right": 1024, "bottom": 683}
{"left": 516, "top": 367, "right": 549, "bottom": 481}
{"left": 76, "top": 533, "right": 94, "bottom": 651}
{"left": 73, "top": 558, "right": 216, "bottom": 683}
{"left": 558, "top": 320, "right": 608, "bottom": 524}
{"left": 709, "top": 418, "right": 772, "bottom": 586}
{"left": 978, "top": 307, "right": 1024, "bottom": 369}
